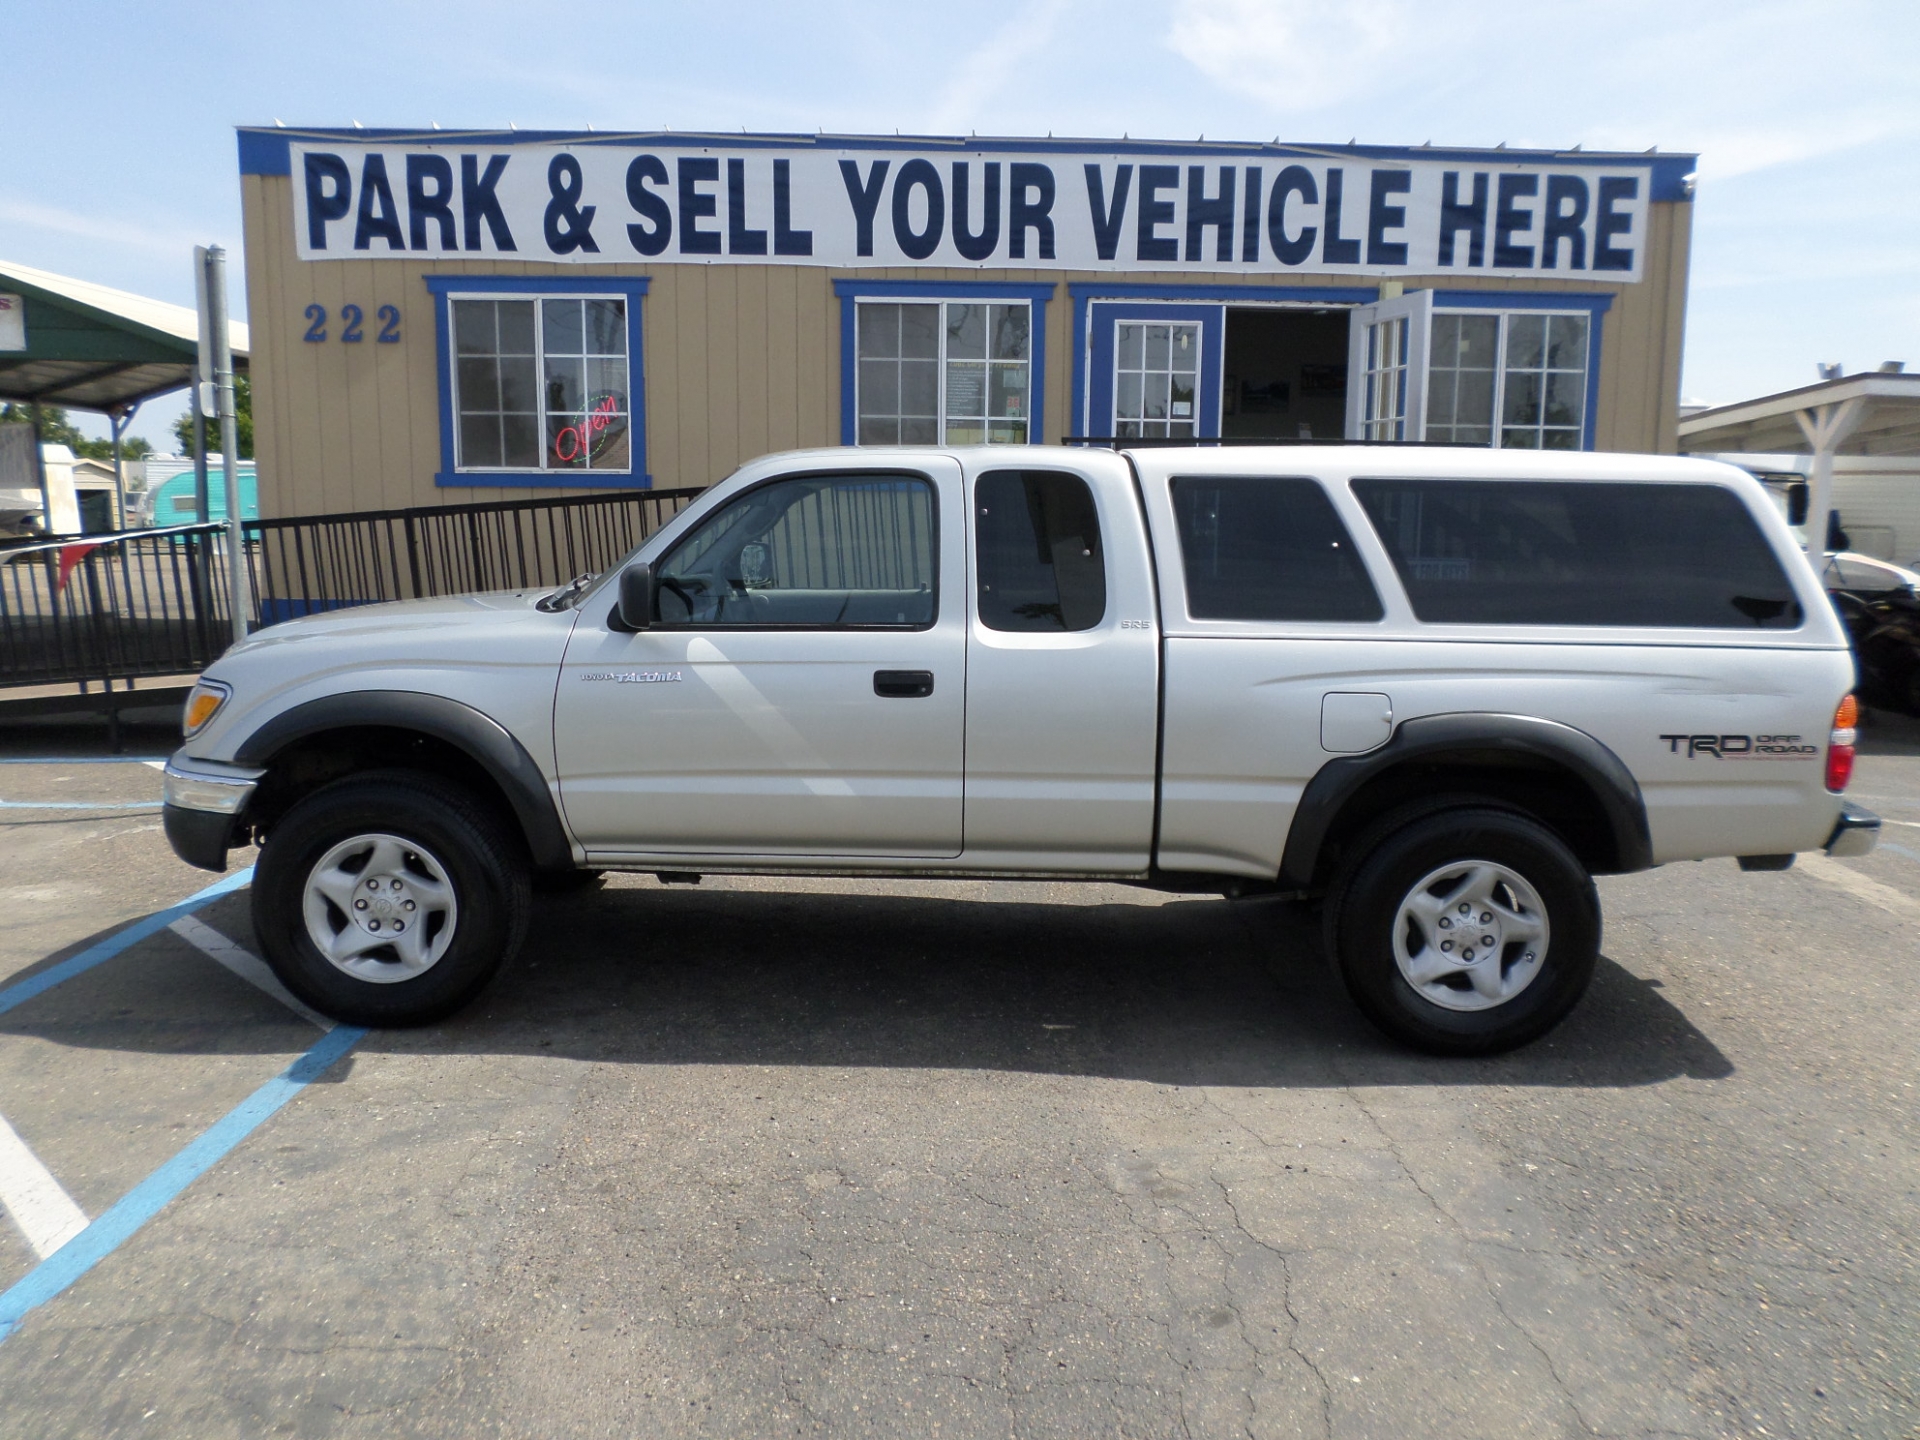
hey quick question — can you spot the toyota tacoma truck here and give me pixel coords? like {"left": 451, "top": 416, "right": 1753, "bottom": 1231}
{"left": 161, "top": 446, "right": 1880, "bottom": 1054}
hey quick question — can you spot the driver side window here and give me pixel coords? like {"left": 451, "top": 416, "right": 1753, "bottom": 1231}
{"left": 656, "top": 472, "right": 937, "bottom": 628}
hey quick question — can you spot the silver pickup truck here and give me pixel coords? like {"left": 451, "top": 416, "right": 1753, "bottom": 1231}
{"left": 162, "top": 445, "right": 1878, "bottom": 1053}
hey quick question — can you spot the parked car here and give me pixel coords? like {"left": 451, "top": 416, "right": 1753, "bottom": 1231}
{"left": 1822, "top": 552, "right": 1920, "bottom": 716}
{"left": 161, "top": 447, "right": 1877, "bottom": 1055}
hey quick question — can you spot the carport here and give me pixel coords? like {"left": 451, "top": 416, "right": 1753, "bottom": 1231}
{"left": 1679, "top": 367, "right": 1920, "bottom": 552}
{"left": 0, "top": 260, "right": 248, "bottom": 532}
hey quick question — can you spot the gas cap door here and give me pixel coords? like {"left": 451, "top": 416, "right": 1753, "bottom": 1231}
{"left": 1321, "top": 692, "right": 1394, "bottom": 753}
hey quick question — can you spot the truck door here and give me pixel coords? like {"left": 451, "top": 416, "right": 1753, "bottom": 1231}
{"left": 553, "top": 461, "right": 967, "bottom": 858}
{"left": 960, "top": 458, "right": 1161, "bottom": 871}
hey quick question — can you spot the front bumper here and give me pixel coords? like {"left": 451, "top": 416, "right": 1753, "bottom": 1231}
{"left": 1824, "top": 801, "right": 1881, "bottom": 858}
{"left": 161, "top": 756, "right": 263, "bottom": 872}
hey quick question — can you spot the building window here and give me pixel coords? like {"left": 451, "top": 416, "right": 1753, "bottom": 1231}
{"left": 1428, "top": 312, "right": 1590, "bottom": 450}
{"left": 451, "top": 296, "right": 630, "bottom": 473}
{"left": 1114, "top": 321, "right": 1201, "bottom": 439}
{"left": 856, "top": 300, "right": 1030, "bottom": 446}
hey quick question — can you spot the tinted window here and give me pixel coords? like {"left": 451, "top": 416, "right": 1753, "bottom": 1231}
{"left": 1170, "top": 477, "right": 1384, "bottom": 622}
{"left": 1352, "top": 478, "right": 1802, "bottom": 628}
{"left": 657, "top": 474, "right": 935, "bottom": 628}
{"left": 975, "top": 470, "right": 1107, "bottom": 632}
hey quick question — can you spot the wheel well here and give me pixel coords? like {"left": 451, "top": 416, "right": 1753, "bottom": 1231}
{"left": 244, "top": 727, "right": 522, "bottom": 851}
{"left": 1310, "top": 751, "right": 1623, "bottom": 889}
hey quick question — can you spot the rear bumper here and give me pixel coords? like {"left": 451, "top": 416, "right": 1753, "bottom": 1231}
{"left": 1824, "top": 801, "right": 1881, "bottom": 858}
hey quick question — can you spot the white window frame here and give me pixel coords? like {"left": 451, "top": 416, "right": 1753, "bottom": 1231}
{"left": 1429, "top": 307, "right": 1593, "bottom": 451}
{"left": 852, "top": 297, "right": 1034, "bottom": 447}
{"left": 1112, "top": 318, "right": 1204, "bottom": 440}
{"left": 448, "top": 291, "right": 633, "bottom": 475}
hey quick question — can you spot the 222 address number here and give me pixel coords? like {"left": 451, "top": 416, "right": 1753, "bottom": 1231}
{"left": 302, "top": 304, "right": 400, "bottom": 344}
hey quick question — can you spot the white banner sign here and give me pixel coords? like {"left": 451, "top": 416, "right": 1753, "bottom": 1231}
{"left": 0, "top": 293, "right": 24, "bottom": 352}
{"left": 290, "top": 144, "right": 1652, "bottom": 282}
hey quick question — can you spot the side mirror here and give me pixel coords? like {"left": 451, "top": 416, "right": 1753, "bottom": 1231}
{"left": 613, "top": 563, "right": 653, "bottom": 632}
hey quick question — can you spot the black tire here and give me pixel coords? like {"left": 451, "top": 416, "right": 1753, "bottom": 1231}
{"left": 1326, "top": 806, "right": 1599, "bottom": 1056}
{"left": 252, "top": 770, "right": 530, "bottom": 1027}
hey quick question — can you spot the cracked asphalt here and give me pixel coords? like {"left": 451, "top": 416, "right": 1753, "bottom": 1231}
{"left": 0, "top": 715, "right": 1915, "bottom": 1439}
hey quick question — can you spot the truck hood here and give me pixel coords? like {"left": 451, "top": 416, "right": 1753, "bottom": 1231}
{"left": 185, "top": 588, "right": 581, "bottom": 764}
{"left": 228, "top": 589, "right": 559, "bottom": 654}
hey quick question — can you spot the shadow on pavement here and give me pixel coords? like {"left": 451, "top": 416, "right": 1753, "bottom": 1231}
{"left": 2, "top": 880, "right": 1732, "bottom": 1089}
{"left": 1859, "top": 705, "right": 1920, "bottom": 757}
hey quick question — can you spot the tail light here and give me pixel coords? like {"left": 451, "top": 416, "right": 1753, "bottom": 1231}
{"left": 1825, "top": 694, "right": 1858, "bottom": 792}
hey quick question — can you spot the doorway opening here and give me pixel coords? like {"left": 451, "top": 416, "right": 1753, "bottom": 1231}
{"left": 1221, "top": 308, "right": 1350, "bottom": 441}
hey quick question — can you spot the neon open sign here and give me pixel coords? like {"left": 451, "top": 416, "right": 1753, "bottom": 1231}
{"left": 552, "top": 392, "right": 624, "bottom": 465}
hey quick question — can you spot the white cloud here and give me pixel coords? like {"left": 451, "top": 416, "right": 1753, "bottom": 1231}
{"left": 926, "top": 0, "right": 1077, "bottom": 134}
{"left": 0, "top": 195, "right": 214, "bottom": 259}
{"left": 1166, "top": 0, "right": 1435, "bottom": 114}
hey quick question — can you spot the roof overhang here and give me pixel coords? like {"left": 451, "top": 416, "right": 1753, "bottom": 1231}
{"left": 0, "top": 259, "right": 248, "bottom": 413}
{"left": 1679, "top": 373, "right": 1920, "bottom": 457}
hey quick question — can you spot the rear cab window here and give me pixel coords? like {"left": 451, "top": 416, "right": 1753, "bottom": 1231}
{"left": 1169, "top": 476, "right": 1383, "bottom": 622}
{"left": 975, "top": 469, "right": 1107, "bottom": 632}
{"left": 1351, "top": 478, "right": 1804, "bottom": 629}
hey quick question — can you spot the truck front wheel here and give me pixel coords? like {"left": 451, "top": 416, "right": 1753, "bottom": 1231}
{"left": 1327, "top": 807, "right": 1599, "bottom": 1055}
{"left": 252, "top": 771, "right": 531, "bottom": 1027}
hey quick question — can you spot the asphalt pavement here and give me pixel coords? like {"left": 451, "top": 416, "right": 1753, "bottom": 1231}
{"left": 0, "top": 713, "right": 1914, "bottom": 1439}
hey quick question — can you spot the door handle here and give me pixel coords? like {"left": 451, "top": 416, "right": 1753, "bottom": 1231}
{"left": 874, "top": 669, "right": 934, "bottom": 698}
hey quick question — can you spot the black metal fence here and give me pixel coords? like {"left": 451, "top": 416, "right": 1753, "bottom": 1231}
{"left": 242, "top": 488, "right": 699, "bottom": 624}
{"left": 2, "top": 488, "right": 702, "bottom": 694}
{"left": 0, "top": 524, "right": 236, "bottom": 688}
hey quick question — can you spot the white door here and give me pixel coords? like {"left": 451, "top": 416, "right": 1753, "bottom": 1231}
{"left": 554, "top": 463, "right": 968, "bottom": 858}
{"left": 1345, "top": 289, "right": 1433, "bottom": 442}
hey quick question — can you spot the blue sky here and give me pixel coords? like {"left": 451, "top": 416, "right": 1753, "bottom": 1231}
{"left": 5, "top": 0, "right": 1915, "bottom": 449}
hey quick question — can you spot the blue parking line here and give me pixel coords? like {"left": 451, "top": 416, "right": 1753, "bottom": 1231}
{"left": 0, "top": 1023, "right": 366, "bottom": 1345}
{"left": 0, "top": 867, "right": 255, "bottom": 1017}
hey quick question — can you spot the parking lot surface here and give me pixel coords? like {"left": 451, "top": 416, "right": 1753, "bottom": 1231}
{"left": 0, "top": 718, "right": 1915, "bottom": 1439}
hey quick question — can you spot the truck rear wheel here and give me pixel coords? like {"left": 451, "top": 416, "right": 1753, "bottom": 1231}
{"left": 252, "top": 771, "right": 530, "bottom": 1027}
{"left": 1327, "top": 807, "right": 1599, "bottom": 1055}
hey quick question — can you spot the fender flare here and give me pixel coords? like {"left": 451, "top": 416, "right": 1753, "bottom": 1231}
{"left": 232, "top": 690, "right": 574, "bottom": 870}
{"left": 1277, "top": 712, "right": 1654, "bottom": 887}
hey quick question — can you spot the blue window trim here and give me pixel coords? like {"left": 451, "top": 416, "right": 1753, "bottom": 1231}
{"left": 238, "top": 129, "right": 1697, "bottom": 203}
{"left": 424, "top": 274, "right": 651, "bottom": 490}
{"left": 833, "top": 279, "right": 1055, "bottom": 446}
{"left": 1085, "top": 302, "right": 1228, "bottom": 441}
{"left": 1070, "top": 282, "right": 1613, "bottom": 449}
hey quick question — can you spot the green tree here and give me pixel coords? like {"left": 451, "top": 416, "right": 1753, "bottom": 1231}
{"left": 170, "top": 374, "right": 254, "bottom": 459}
{"left": 0, "top": 403, "right": 151, "bottom": 460}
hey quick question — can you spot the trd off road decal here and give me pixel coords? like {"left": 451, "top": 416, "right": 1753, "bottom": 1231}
{"left": 1659, "top": 734, "right": 1817, "bottom": 759}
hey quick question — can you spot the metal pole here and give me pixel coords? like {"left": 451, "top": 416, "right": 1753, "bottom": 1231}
{"left": 201, "top": 245, "right": 251, "bottom": 646}
{"left": 27, "top": 400, "right": 51, "bottom": 536}
{"left": 109, "top": 405, "right": 131, "bottom": 529}
{"left": 192, "top": 252, "right": 213, "bottom": 525}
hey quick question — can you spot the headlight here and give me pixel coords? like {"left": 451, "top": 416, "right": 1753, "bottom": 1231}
{"left": 182, "top": 679, "right": 231, "bottom": 737}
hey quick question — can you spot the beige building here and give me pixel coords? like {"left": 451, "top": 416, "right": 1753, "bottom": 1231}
{"left": 239, "top": 128, "right": 1696, "bottom": 518}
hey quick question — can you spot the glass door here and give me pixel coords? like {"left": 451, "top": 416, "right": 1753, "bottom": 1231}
{"left": 1113, "top": 320, "right": 1201, "bottom": 439}
{"left": 1084, "top": 302, "right": 1224, "bottom": 441}
{"left": 1344, "top": 289, "right": 1433, "bottom": 442}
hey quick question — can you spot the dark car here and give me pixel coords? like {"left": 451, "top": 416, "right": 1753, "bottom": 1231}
{"left": 1823, "top": 552, "right": 1920, "bottom": 716}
